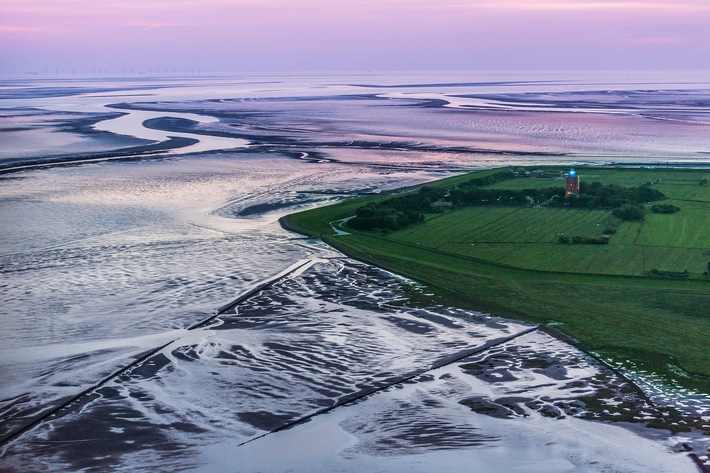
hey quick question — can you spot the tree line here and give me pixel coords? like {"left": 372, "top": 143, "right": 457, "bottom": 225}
{"left": 348, "top": 174, "right": 668, "bottom": 231}
{"left": 348, "top": 186, "right": 445, "bottom": 231}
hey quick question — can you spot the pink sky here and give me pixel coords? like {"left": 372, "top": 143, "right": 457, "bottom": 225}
{"left": 1, "top": 0, "right": 709, "bottom": 74}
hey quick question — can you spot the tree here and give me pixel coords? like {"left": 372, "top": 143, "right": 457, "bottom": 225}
{"left": 612, "top": 204, "right": 644, "bottom": 221}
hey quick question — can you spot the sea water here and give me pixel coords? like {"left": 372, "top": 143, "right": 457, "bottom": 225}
{"left": 1, "top": 71, "right": 708, "bottom": 472}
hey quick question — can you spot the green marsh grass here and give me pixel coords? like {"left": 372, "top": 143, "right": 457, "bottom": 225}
{"left": 283, "top": 167, "right": 710, "bottom": 392}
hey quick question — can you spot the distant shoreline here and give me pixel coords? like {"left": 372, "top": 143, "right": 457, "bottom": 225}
{"left": 0, "top": 136, "right": 198, "bottom": 175}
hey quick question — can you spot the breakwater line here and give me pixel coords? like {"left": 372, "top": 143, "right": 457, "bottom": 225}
{"left": 236, "top": 325, "right": 539, "bottom": 448}
{"left": 0, "top": 259, "right": 317, "bottom": 448}
{"left": 192, "top": 258, "right": 316, "bottom": 327}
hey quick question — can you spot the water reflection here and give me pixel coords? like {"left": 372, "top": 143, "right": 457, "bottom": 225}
{"left": 1, "top": 73, "right": 709, "bottom": 472}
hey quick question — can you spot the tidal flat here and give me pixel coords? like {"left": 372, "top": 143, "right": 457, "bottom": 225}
{"left": 0, "top": 72, "right": 709, "bottom": 472}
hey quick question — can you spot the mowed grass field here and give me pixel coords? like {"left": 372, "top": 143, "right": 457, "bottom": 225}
{"left": 283, "top": 166, "right": 710, "bottom": 392}
{"left": 391, "top": 167, "right": 710, "bottom": 276}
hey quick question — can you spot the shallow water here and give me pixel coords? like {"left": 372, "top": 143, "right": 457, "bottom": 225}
{"left": 1, "top": 72, "right": 709, "bottom": 472}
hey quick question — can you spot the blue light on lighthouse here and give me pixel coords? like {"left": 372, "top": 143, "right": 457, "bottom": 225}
{"left": 565, "top": 168, "right": 579, "bottom": 196}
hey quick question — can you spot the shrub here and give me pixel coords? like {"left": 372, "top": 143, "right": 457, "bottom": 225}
{"left": 651, "top": 204, "right": 680, "bottom": 214}
{"left": 348, "top": 203, "right": 423, "bottom": 231}
{"left": 612, "top": 204, "right": 645, "bottom": 221}
{"left": 570, "top": 236, "right": 609, "bottom": 245}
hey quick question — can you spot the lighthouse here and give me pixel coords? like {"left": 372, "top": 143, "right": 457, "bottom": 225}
{"left": 565, "top": 168, "right": 579, "bottom": 196}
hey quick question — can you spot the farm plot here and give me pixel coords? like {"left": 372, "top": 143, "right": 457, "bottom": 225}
{"left": 283, "top": 166, "right": 710, "bottom": 393}
{"left": 395, "top": 207, "right": 612, "bottom": 246}
{"left": 397, "top": 207, "right": 612, "bottom": 247}
{"left": 639, "top": 207, "right": 710, "bottom": 249}
{"left": 395, "top": 207, "right": 519, "bottom": 247}
{"left": 496, "top": 244, "right": 645, "bottom": 275}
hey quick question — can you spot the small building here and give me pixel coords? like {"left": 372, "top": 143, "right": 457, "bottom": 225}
{"left": 565, "top": 168, "right": 579, "bottom": 196}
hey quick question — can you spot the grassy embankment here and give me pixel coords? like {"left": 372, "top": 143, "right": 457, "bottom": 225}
{"left": 283, "top": 167, "right": 710, "bottom": 393}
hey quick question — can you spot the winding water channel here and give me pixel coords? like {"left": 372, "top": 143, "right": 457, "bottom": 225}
{"left": 1, "top": 73, "right": 709, "bottom": 472}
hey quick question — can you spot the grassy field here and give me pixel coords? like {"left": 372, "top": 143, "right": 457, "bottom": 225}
{"left": 283, "top": 166, "right": 710, "bottom": 392}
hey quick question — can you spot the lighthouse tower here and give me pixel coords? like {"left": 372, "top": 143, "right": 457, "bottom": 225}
{"left": 565, "top": 168, "right": 579, "bottom": 196}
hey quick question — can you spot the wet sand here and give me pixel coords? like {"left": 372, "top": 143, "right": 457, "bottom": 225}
{"left": 2, "top": 73, "right": 709, "bottom": 472}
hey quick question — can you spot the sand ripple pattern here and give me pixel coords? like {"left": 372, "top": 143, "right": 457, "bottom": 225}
{"left": 0, "top": 260, "right": 527, "bottom": 471}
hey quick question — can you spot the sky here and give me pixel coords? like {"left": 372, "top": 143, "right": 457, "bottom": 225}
{"left": 1, "top": 0, "right": 710, "bottom": 75}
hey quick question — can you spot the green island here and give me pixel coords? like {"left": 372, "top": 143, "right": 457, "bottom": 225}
{"left": 283, "top": 166, "right": 710, "bottom": 393}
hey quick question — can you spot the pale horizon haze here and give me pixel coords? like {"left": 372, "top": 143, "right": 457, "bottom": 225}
{"left": 2, "top": 0, "right": 710, "bottom": 75}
